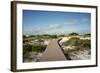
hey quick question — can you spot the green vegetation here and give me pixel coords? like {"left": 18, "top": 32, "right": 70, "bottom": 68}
{"left": 50, "top": 35, "right": 58, "bottom": 38}
{"left": 81, "top": 39, "right": 91, "bottom": 48}
{"left": 23, "top": 35, "right": 27, "bottom": 38}
{"left": 58, "top": 34, "right": 65, "bottom": 37}
{"left": 62, "top": 37, "right": 91, "bottom": 48}
{"left": 29, "top": 35, "right": 36, "bottom": 37}
{"left": 68, "top": 32, "right": 79, "bottom": 36}
{"left": 63, "top": 37, "right": 81, "bottom": 46}
{"left": 23, "top": 44, "right": 32, "bottom": 54}
{"left": 31, "top": 45, "right": 46, "bottom": 52}
{"left": 83, "top": 33, "right": 91, "bottom": 37}
{"left": 23, "top": 44, "right": 47, "bottom": 53}
{"left": 23, "top": 34, "right": 58, "bottom": 39}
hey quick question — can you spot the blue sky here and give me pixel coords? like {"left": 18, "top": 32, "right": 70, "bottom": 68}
{"left": 23, "top": 10, "right": 91, "bottom": 35}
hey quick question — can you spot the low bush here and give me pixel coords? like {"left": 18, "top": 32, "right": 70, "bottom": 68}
{"left": 32, "top": 45, "right": 46, "bottom": 52}
{"left": 63, "top": 37, "right": 81, "bottom": 46}
{"left": 23, "top": 44, "right": 47, "bottom": 53}
{"left": 68, "top": 32, "right": 79, "bottom": 36}
{"left": 62, "top": 37, "right": 91, "bottom": 49}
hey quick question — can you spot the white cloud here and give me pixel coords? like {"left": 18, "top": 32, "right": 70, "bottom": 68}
{"left": 24, "top": 24, "right": 64, "bottom": 35}
{"left": 64, "top": 19, "right": 79, "bottom": 25}
{"left": 48, "top": 24, "right": 63, "bottom": 29}
{"left": 81, "top": 18, "right": 89, "bottom": 22}
{"left": 24, "top": 18, "right": 90, "bottom": 35}
{"left": 64, "top": 18, "right": 89, "bottom": 25}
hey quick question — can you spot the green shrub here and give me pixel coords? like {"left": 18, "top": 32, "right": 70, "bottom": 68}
{"left": 62, "top": 37, "right": 91, "bottom": 57}
{"left": 23, "top": 44, "right": 47, "bottom": 53}
{"left": 68, "top": 32, "right": 79, "bottom": 36}
{"left": 62, "top": 37, "right": 91, "bottom": 49}
{"left": 63, "top": 37, "right": 81, "bottom": 46}
{"left": 83, "top": 33, "right": 91, "bottom": 37}
{"left": 50, "top": 35, "right": 58, "bottom": 38}
{"left": 81, "top": 40, "right": 91, "bottom": 48}
{"left": 23, "top": 44, "right": 32, "bottom": 54}
{"left": 32, "top": 45, "right": 46, "bottom": 52}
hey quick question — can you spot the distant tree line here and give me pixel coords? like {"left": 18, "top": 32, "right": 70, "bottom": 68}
{"left": 23, "top": 32, "right": 91, "bottom": 39}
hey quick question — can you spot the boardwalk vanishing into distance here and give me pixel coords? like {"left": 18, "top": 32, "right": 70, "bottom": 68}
{"left": 39, "top": 39, "right": 67, "bottom": 61}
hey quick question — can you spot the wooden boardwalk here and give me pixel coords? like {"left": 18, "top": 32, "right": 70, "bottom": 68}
{"left": 39, "top": 39, "right": 66, "bottom": 61}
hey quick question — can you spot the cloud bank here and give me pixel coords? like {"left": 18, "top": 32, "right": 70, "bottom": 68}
{"left": 24, "top": 18, "right": 90, "bottom": 35}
